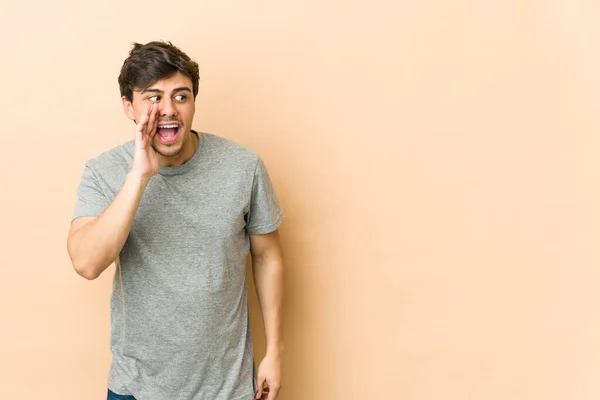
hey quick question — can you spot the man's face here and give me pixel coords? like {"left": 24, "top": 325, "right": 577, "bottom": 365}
{"left": 122, "top": 71, "right": 196, "bottom": 158}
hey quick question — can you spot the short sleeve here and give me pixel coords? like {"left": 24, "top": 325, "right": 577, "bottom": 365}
{"left": 71, "top": 165, "right": 110, "bottom": 221}
{"left": 246, "top": 156, "right": 284, "bottom": 234}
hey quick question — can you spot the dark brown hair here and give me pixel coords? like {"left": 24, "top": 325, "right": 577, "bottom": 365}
{"left": 118, "top": 41, "right": 200, "bottom": 102}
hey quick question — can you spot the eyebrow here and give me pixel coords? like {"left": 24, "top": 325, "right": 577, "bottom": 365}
{"left": 140, "top": 86, "right": 192, "bottom": 95}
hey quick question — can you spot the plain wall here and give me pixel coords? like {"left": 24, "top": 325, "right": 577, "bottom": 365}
{"left": 1, "top": 1, "right": 600, "bottom": 399}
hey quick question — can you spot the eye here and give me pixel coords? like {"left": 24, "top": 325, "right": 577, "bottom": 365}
{"left": 174, "top": 94, "right": 187, "bottom": 102}
{"left": 148, "top": 95, "right": 161, "bottom": 102}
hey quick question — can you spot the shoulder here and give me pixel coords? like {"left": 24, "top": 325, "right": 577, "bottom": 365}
{"left": 199, "top": 132, "right": 261, "bottom": 167}
{"left": 84, "top": 140, "right": 134, "bottom": 178}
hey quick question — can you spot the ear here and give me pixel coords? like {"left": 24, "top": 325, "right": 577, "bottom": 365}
{"left": 122, "top": 96, "right": 136, "bottom": 121}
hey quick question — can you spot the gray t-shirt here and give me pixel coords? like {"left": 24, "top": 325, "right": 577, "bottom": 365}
{"left": 71, "top": 131, "right": 283, "bottom": 400}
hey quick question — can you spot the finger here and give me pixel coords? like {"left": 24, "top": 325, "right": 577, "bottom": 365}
{"left": 268, "top": 385, "right": 279, "bottom": 400}
{"left": 147, "top": 103, "right": 158, "bottom": 137}
{"left": 137, "top": 112, "right": 149, "bottom": 139}
{"left": 255, "top": 377, "right": 265, "bottom": 399}
{"left": 150, "top": 103, "right": 159, "bottom": 138}
{"left": 261, "top": 385, "right": 270, "bottom": 399}
{"left": 140, "top": 103, "right": 157, "bottom": 140}
{"left": 139, "top": 102, "right": 150, "bottom": 125}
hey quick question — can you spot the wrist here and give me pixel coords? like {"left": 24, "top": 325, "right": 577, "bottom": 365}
{"left": 127, "top": 169, "right": 153, "bottom": 186}
{"left": 126, "top": 172, "right": 152, "bottom": 197}
{"left": 266, "top": 344, "right": 284, "bottom": 358}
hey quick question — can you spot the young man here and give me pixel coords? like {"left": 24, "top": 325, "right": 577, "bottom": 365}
{"left": 67, "top": 41, "right": 284, "bottom": 400}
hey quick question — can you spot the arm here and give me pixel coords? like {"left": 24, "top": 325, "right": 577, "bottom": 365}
{"left": 250, "top": 230, "right": 284, "bottom": 400}
{"left": 67, "top": 102, "right": 160, "bottom": 280}
{"left": 67, "top": 173, "right": 151, "bottom": 280}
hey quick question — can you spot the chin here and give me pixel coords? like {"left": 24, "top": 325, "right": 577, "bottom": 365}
{"left": 153, "top": 141, "right": 184, "bottom": 158}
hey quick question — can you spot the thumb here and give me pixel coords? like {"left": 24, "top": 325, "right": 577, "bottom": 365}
{"left": 255, "top": 375, "right": 265, "bottom": 399}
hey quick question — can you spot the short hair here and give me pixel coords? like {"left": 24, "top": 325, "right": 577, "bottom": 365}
{"left": 118, "top": 41, "right": 200, "bottom": 102}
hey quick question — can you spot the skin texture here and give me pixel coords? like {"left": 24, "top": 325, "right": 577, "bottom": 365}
{"left": 67, "top": 71, "right": 284, "bottom": 399}
{"left": 122, "top": 71, "right": 198, "bottom": 172}
{"left": 250, "top": 230, "right": 285, "bottom": 400}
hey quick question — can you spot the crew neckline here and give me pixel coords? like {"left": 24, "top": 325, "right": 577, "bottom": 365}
{"left": 158, "top": 130, "right": 203, "bottom": 176}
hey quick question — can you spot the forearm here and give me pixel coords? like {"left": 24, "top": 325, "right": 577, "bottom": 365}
{"left": 69, "top": 172, "right": 150, "bottom": 279}
{"left": 252, "top": 254, "right": 285, "bottom": 356}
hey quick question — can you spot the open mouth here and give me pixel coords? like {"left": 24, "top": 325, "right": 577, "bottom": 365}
{"left": 156, "top": 123, "right": 180, "bottom": 145}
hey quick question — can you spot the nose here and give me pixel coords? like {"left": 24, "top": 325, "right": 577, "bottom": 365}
{"left": 159, "top": 97, "right": 177, "bottom": 118}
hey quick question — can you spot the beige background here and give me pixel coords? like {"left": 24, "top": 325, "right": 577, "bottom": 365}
{"left": 1, "top": 0, "right": 600, "bottom": 399}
